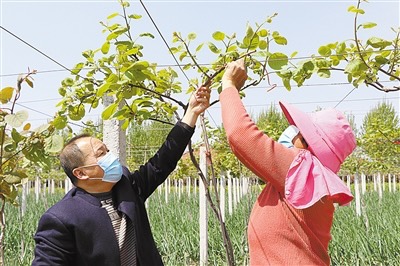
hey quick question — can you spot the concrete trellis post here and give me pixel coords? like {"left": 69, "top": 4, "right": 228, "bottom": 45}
{"left": 21, "top": 182, "right": 28, "bottom": 217}
{"left": 220, "top": 175, "right": 226, "bottom": 223}
{"left": 187, "top": 177, "right": 191, "bottom": 197}
{"left": 51, "top": 179, "right": 55, "bottom": 194}
{"left": 361, "top": 173, "right": 366, "bottom": 194}
{"left": 178, "top": 179, "right": 182, "bottom": 200}
{"left": 165, "top": 179, "right": 168, "bottom": 204}
{"left": 393, "top": 175, "right": 397, "bottom": 192}
{"left": 377, "top": 173, "right": 383, "bottom": 200}
{"left": 64, "top": 178, "right": 73, "bottom": 194}
{"left": 194, "top": 178, "right": 197, "bottom": 197}
{"left": 35, "top": 176, "right": 40, "bottom": 203}
{"left": 102, "top": 97, "right": 127, "bottom": 167}
{"left": 233, "top": 178, "right": 238, "bottom": 211}
{"left": 199, "top": 146, "right": 208, "bottom": 265}
{"left": 227, "top": 172, "right": 233, "bottom": 215}
{"left": 354, "top": 174, "right": 361, "bottom": 216}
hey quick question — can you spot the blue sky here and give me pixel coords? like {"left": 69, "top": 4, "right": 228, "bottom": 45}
{"left": 1, "top": 0, "right": 399, "bottom": 136}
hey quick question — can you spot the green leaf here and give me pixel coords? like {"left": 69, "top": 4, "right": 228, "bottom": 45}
{"left": 258, "top": 29, "right": 268, "bottom": 37}
{"left": 4, "top": 175, "right": 21, "bottom": 184}
{"left": 375, "top": 55, "right": 388, "bottom": 64}
{"left": 97, "top": 82, "right": 111, "bottom": 96}
{"left": 367, "top": 37, "right": 392, "bottom": 49}
{"left": 0, "top": 87, "right": 14, "bottom": 104}
{"left": 283, "top": 78, "right": 291, "bottom": 91}
{"left": 139, "top": 33, "right": 155, "bottom": 39}
{"left": 121, "top": 119, "right": 130, "bottom": 130}
{"left": 273, "top": 35, "right": 287, "bottom": 45}
{"left": 245, "top": 25, "right": 254, "bottom": 38}
{"left": 68, "top": 105, "right": 85, "bottom": 121}
{"left": 268, "top": 52, "right": 288, "bottom": 70}
{"left": 101, "top": 41, "right": 110, "bottom": 54}
{"left": 63, "top": 77, "right": 74, "bottom": 86}
{"left": 5, "top": 110, "right": 29, "bottom": 127}
{"left": 347, "top": 6, "right": 365, "bottom": 14}
{"left": 259, "top": 40, "right": 267, "bottom": 50}
{"left": 317, "top": 69, "right": 331, "bottom": 78}
{"left": 72, "top": 62, "right": 84, "bottom": 75}
{"left": 208, "top": 42, "right": 220, "bottom": 54}
{"left": 53, "top": 115, "right": 68, "bottom": 130}
{"left": 188, "top": 32, "right": 196, "bottom": 40}
{"left": 107, "top": 73, "right": 119, "bottom": 83}
{"left": 179, "top": 51, "right": 187, "bottom": 61}
{"left": 106, "top": 32, "right": 118, "bottom": 41}
{"left": 212, "top": 31, "right": 225, "bottom": 41}
{"left": 290, "top": 51, "right": 298, "bottom": 58}
{"left": 344, "top": 59, "right": 367, "bottom": 74}
{"left": 361, "top": 22, "right": 377, "bottom": 29}
{"left": 11, "top": 128, "right": 23, "bottom": 143}
{"left": 4, "top": 143, "right": 16, "bottom": 152}
{"left": 318, "top": 45, "right": 331, "bottom": 56}
{"left": 243, "top": 35, "right": 259, "bottom": 50}
{"left": 107, "top": 12, "right": 119, "bottom": 20}
{"left": 128, "top": 14, "right": 142, "bottom": 19}
{"left": 45, "top": 135, "right": 64, "bottom": 153}
{"left": 102, "top": 103, "right": 118, "bottom": 120}
{"left": 196, "top": 43, "right": 204, "bottom": 52}
{"left": 126, "top": 47, "right": 139, "bottom": 55}
{"left": 347, "top": 73, "right": 353, "bottom": 83}
{"left": 336, "top": 42, "right": 346, "bottom": 55}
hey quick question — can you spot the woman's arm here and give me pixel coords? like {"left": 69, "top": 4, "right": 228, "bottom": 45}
{"left": 220, "top": 59, "right": 297, "bottom": 191}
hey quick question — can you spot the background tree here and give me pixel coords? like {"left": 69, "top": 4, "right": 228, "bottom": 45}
{"left": 0, "top": 72, "right": 63, "bottom": 264}
{"left": 210, "top": 127, "right": 244, "bottom": 178}
{"left": 255, "top": 104, "right": 289, "bottom": 141}
{"left": 359, "top": 102, "right": 400, "bottom": 174}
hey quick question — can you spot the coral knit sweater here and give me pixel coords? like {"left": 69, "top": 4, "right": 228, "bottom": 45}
{"left": 220, "top": 88, "right": 334, "bottom": 266}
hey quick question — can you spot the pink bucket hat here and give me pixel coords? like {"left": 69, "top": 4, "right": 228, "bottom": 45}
{"left": 279, "top": 101, "right": 356, "bottom": 173}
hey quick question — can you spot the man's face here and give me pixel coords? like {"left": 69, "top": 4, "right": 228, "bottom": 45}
{"left": 74, "top": 137, "right": 109, "bottom": 180}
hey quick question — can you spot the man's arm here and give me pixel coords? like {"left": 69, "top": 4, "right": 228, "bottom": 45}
{"left": 32, "top": 213, "right": 74, "bottom": 266}
{"left": 132, "top": 86, "right": 210, "bottom": 199}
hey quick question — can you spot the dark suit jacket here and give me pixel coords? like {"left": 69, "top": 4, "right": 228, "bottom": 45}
{"left": 32, "top": 121, "right": 194, "bottom": 266}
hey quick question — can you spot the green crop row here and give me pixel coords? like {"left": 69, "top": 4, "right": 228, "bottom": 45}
{"left": 4, "top": 188, "right": 400, "bottom": 265}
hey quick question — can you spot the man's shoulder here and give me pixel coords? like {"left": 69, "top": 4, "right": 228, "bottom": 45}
{"left": 45, "top": 188, "right": 96, "bottom": 216}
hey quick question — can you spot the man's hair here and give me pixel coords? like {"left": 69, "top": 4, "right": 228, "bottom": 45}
{"left": 59, "top": 133, "right": 92, "bottom": 185}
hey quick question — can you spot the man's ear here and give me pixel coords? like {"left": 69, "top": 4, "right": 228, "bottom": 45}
{"left": 72, "top": 168, "right": 89, "bottom": 180}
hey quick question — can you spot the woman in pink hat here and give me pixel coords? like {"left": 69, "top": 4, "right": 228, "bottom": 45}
{"left": 219, "top": 59, "right": 356, "bottom": 265}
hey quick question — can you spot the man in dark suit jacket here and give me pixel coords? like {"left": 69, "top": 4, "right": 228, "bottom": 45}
{"left": 32, "top": 86, "right": 211, "bottom": 266}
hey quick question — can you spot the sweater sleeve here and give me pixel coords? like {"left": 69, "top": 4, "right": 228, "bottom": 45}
{"left": 220, "top": 87, "right": 297, "bottom": 191}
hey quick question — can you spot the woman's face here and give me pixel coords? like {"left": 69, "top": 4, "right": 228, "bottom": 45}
{"left": 292, "top": 133, "right": 308, "bottom": 149}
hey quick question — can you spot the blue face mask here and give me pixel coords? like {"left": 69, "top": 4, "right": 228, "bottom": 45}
{"left": 93, "top": 152, "right": 122, "bottom": 183}
{"left": 278, "top": 125, "right": 300, "bottom": 148}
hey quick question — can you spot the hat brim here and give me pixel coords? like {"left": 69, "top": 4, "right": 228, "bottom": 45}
{"left": 279, "top": 101, "right": 341, "bottom": 173}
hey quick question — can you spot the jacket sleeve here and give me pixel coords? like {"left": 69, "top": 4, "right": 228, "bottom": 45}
{"left": 220, "top": 87, "right": 298, "bottom": 192}
{"left": 131, "top": 121, "right": 194, "bottom": 200}
{"left": 32, "top": 212, "right": 74, "bottom": 266}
